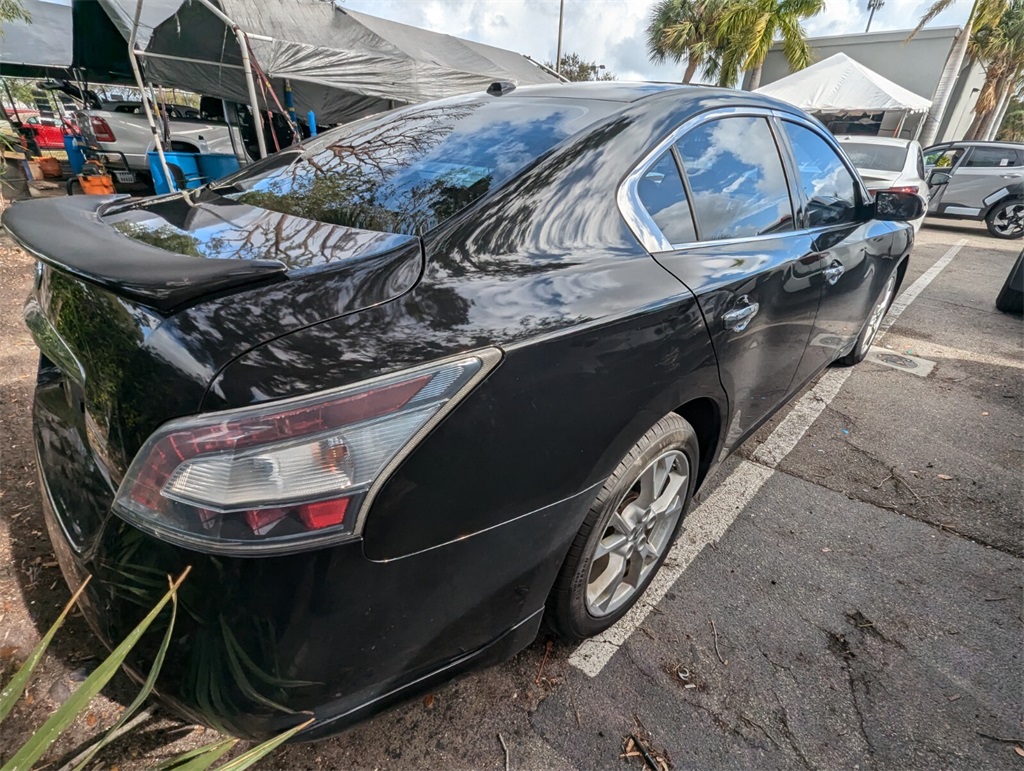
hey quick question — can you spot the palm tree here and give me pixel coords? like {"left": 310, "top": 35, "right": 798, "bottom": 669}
{"left": 963, "top": 0, "right": 1024, "bottom": 139}
{"left": 646, "top": 0, "right": 726, "bottom": 84}
{"left": 906, "top": 0, "right": 1008, "bottom": 145}
{"left": 713, "top": 0, "right": 825, "bottom": 90}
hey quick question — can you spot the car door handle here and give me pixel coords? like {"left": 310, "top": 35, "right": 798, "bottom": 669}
{"left": 723, "top": 297, "right": 760, "bottom": 332}
{"left": 824, "top": 261, "right": 845, "bottom": 286}
{"left": 1002, "top": 173, "right": 1022, "bottom": 179}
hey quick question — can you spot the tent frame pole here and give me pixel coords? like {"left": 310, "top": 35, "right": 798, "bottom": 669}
{"left": 192, "top": 0, "right": 268, "bottom": 160}
{"left": 894, "top": 110, "right": 908, "bottom": 138}
{"left": 128, "top": 0, "right": 177, "bottom": 192}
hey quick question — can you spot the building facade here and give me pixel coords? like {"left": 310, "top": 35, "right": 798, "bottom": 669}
{"left": 746, "top": 26, "right": 985, "bottom": 143}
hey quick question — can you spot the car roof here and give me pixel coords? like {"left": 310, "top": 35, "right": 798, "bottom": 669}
{"left": 836, "top": 135, "right": 914, "bottom": 147}
{"left": 925, "top": 140, "right": 1024, "bottom": 150}
{"left": 493, "top": 81, "right": 799, "bottom": 113}
{"left": 498, "top": 81, "right": 696, "bottom": 103}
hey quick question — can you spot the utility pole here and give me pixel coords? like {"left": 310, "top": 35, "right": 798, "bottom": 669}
{"left": 556, "top": 0, "right": 565, "bottom": 74}
{"left": 865, "top": 0, "right": 884, "bottom": 33}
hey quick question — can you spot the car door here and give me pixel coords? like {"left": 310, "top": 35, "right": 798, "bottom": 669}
{"left": 628, "top": 111, "right": 822, "bottom": 452}
{"left": 923, "top": 144, "right": 967, "bottom": 212}
{"left": 941, "top": 146, "right": 1024, "bottom": 215}
{"left": 774, "top": 119, "right": 885, "bottom": 371}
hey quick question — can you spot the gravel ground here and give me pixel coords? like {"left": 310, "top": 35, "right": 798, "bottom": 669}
{"left": 0, "top": 214, "right": 1021, "bottom": 770}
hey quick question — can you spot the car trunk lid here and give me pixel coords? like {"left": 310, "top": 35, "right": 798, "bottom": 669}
{"left": 8, "top": 192, "right": 424, "bottom": 505}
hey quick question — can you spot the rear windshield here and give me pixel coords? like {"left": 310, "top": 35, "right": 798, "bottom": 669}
{"left": 839, "top": 142, "right": 907, "bottom": 172}
{"left": 212, "top": 96, "right": 614, "bottom": 236}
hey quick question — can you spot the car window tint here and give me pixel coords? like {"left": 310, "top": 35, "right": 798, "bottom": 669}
{"left": 636, "top": 151, "right": 697, "bottom": 245}
{"left": 840, "top": 141, "right": 907, "bottom": 172}
{"left": 917, "top": 149, "right": 926, "bottom": 180}
{"left": 782, "top": 122, "right": 858, "bottom": 228}
{"left": 964, "top": 147, "right": 1022, "bottom": 167}
{"left": 215, "top": 98, "right": 618, "bottom": 235}
{"left": 676, "top": 117, "right": 794, "bottom": 240}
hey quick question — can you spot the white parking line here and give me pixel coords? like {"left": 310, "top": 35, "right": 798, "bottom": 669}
{"left": 569, "top": 239, "right": 967, "bottom": 677}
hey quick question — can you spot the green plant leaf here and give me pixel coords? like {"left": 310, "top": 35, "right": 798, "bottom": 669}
{"left": 0, "top": 577, "right": 91, "bottom": 725}
{"left": 150, "top": 738, "right": 238, "bottom": 771}
{"left": 0, "top": 568, "right": 190, "bottom": 771}
{"left": 211, "top": 717, "right": 314, "bottom": 771}
{"left": 70, "top": 576, "right": 182, "bottom": 771}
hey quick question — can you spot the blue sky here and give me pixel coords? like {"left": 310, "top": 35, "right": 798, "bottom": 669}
{"left": 342, "top": 0, "right": 972, "bottom": 82}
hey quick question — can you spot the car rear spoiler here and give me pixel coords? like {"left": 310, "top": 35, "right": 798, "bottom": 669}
{"left": 2, "top": 195, "right": 287, "bottom": 312}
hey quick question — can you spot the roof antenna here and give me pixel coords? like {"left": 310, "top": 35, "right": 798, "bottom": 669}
{"left": 487, "top": 81, "right": 517, "bottom": 96}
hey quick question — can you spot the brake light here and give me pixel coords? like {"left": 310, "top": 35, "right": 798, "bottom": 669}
{"left": 887, "top": 185, "right": 920, "bottom": 195}
{"left": 113, "top": 350, "right": 501, "bottom": 555}
{"left": 91, "top": 116, "right": 116, "bottom": 143}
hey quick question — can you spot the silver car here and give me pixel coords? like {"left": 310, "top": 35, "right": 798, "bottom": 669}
{"left": 838, "top": 136, "right": 928, "bottom": 232}
{"left": 923, "top": 141, "right": 1024, "bottom": 239}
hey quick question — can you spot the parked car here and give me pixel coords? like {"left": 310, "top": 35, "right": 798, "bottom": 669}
{"left": 4, "top": 82, "right": 922, "bottom": 741}
{"left": 75, "top": 101, "right": 238, "bottom": 184}
{"left": 837, "top": 135, "right": 928, "bottom": 231}
{"left": 21, "top": 114, "right": 71, "bottom": 150}
{"left": 923, "top": 140, "right": 1024, "bottom": 239}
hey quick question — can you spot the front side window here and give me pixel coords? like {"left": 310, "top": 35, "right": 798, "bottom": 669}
{"left": 676, "top": 116, "right": 794, "bottom": 241}
{"left": 783, "top": 122, "right": 859, "bottom": 229}
{"left": 635, "top": 151, "right": 697, "bottom": 245}
{"left": 925, "top": 146, "right": 964, "bottom": 169}
{"left": 964, "top": 147, "right": 1023, "bottom": 168}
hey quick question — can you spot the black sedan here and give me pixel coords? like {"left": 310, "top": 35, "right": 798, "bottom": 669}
{"left": 5, "top": 82, "right": 921, "bottom": 740}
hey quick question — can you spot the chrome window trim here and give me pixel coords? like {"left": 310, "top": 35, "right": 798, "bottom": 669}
{"left": 618, "top": 107, "right": 864, "bottom": 254}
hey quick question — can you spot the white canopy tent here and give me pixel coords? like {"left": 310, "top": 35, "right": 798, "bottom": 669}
{"left": 756, "top": 52, "right": 932, "bottom": 137}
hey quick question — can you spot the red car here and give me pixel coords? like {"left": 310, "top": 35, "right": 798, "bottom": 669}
{"left": 21, "top": 114, "right": 70, "bottom": 150}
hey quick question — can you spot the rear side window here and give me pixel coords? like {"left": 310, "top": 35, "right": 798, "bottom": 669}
{"left": 215, "top": 98, "right": 615, "bottom": 235}
{"left": 964, "top": 147, "right": 1022, "bottom": 168}
{"left": 917, "top": 148, "right": 926, "bottom": 180}
{"left": 676, "top": 117, "right": 794, "bottom": 241}
{"left": 782, "top": 122, "right": 858, "bottom": 228}
{"left": 635, "top": 151, "right": 697, "bottom": 245}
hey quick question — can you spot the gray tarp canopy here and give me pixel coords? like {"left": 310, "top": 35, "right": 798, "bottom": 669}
{"left": 0, "top": 0, "right": 73, "bottom": 70}
{"left": 94, "top": 0, "right": 558, "bottom": 122}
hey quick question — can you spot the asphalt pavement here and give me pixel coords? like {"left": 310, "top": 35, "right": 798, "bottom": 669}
{"left": 0, "top": 219, "right": 1020, "bottom": 770}
{"left": 267, "top": 220, "right": 1023, "bottom": 771}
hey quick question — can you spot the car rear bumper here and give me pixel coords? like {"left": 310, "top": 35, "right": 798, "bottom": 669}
{"left": 34, "top": 379, "right": 597, "bottom": 740}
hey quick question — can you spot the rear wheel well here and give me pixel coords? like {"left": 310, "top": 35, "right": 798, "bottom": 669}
{"left": 673, "top": 397, "right": 720, "bottom": 491}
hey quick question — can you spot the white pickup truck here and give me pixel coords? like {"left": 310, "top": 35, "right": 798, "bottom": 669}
{"left": 76, "top": 101, "right": 242, "bottom": 183}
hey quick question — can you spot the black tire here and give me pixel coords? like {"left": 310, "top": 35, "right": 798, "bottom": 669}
{"left": 996, "top": 250, "right": 1024, "bottom": 315}
{"left": 985, "top": 199, "right": 1024, "bottom": 240}
{"left": 836, "top": 267, "right": 899, "bottom": 366}
{"left": 546, "top": 413, "right": 699, "bottom": 641}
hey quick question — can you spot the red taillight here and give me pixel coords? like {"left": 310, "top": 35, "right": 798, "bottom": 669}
{"left": 887, "top": 185, "right": 920, "bottom": 195}
{"left": 112, "top": 352, "right": 500, "bottom": 555}
{"left": 91, "top": 116, "right": 116, "bottom": 143}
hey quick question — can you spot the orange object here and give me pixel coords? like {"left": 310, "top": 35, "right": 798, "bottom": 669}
{"left": 37, "top": 156, "right": 61, "bottom": 178}
{"left": 79, "top": 173, "right": 116, "bottom": 195}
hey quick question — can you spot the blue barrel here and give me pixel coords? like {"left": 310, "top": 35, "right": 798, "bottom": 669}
{"left": 196, "top": 153, "right": 240, "bottom": 182}
{"left": 63, "top": 134, "right": 86, "bottom": 175}
{"left": 148, "top": 151, "right": 204, "bottom": 194}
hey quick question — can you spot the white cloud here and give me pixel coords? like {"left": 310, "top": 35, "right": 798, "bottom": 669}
{"left": 343, "top": 0, "right": 973, "bottom": 83}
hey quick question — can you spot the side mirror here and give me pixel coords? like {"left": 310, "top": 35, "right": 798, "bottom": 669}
{"left": 928, "top": 170, "right": 951, "bottom": 186}
{"left": 874, "top": 190, "right": 925, "bottom": 222}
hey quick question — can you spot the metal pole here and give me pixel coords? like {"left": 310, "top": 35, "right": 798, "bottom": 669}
{"left": 555, "top": 0, "right": 565, "bottom": 74}
{"left": 865, "top": 0, "right": 884, "bottom": 33}
{"left": 128, "top": 0, "right": 178, "bottom": 193}
{"left": 894, "top": 110, "right": 907, "bottom": 137}
{"left": 193, "top": 0, "right": 267, "bottom": 159}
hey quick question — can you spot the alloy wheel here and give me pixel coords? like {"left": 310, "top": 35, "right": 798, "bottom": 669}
{"left": 990, "top": 202, "right": 1024, "bottom": 238}
{"left": 585, "top": 449, "right": 689, "bottom": 617}
{"left": 861, "top": 271, "right": 898, "bottom": 351}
